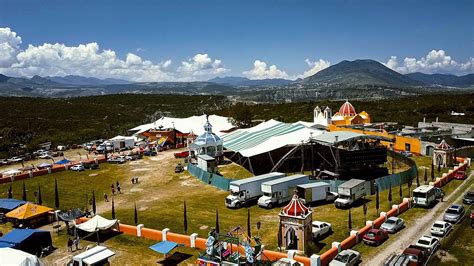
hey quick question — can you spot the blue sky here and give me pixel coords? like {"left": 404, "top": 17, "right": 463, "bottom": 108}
{"left": 0, "top": 0, "right": 473, "bottom": 81}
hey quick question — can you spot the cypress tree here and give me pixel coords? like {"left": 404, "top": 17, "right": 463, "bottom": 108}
{"left": 416, "top": 169, "right": 420, "bottom": 187}
{"left": 134, "top": 203, "right": 138, "bottom": 225}
{"left": 363, "top": 196, "right": 367, "bottom": 223}
{"left": 38, "top": 186, "right": 42, "bottom": 205}
{"left": 277, "top": 219, "right": 282, "bottom": 251}
{"left": 424, "top": 168, "right": 428, "bottom": 185}
{"left": 215, "top": 208, "right": 220, "bottom": 234}
{"left": 348, "top": 208, "right": 352, "bottom": 235}
{"left": 431, "top": 161, "right": 435, "bottom": 181}
{"left": 247, "top": 208, "right": 251, "bottom": 238}
{"left": 375, "top": 185, "right": 380, "bottom": 215}
{"left": 388, "top": 182, "right": 392, "bottom": 208}
{"left": 54, "top": 178, "right": 60, "bottom": 209}
{"left": 22, "top": 182, "right": 27, "bottom": 201}
{"left": 8, "top": 185, "right": 12, "bottom": 199}
{"left": 111, "top": 197, "right": 115, "bottom": 219}
{"left": 399, "top": 181, "right": 403, "bottom": 202}
{"left": 92, "top": 191, "right": 97, "bottom": 215}
{"left": 184, "top": 200, "right": 188, "bottom": 234}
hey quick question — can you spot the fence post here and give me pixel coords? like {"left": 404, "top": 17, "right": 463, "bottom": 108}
{"left": 137, "top": 224, "right": 144, "bottom": 237}
{"left": 350, "top": 230, "right": 359, "bottom": 243}
{"left": 332, "top": 242, "right": 341, "bottom": 252}
{"left": 310, "top": 254, "right": 321, "bottom": 266}
{"left": 190, "top": 233, "right": 198, "bottom": 248}
{"left": 162, "top": 228, "right": 170, "bottom": 241}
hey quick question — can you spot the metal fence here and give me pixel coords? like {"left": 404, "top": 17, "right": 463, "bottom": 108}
{"left": 187, "top": 163, "right": 234, "bottom": 191}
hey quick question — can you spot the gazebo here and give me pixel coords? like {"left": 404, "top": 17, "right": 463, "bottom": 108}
{"left": 278, "top": 194, "right": 313, "bottom": 254}
{"left": 433, "top": 140, "right": 455, "bottom": 167}
{"left": 189, "top": 115, "right": 224, "bottom": 159}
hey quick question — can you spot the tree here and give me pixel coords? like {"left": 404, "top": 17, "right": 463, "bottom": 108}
{"left": 399, "top": 181, "right": 403, "bottom": 202}
{"left": 215, "top": 208, "right": 220, "bottom": 234}
{"left": 92, "top": 191, "right": 97, "bottom": 215}
{"left": 247, "top": 208, "right": 251, "bottom": 238}
{"left": 348, "top": 208, "right": 352, "bottom": 235}
{"left": 431, "top": 160, "right": 435, "bottom": 181}
{"left": 22, "top": 182, "right": 27, "bottom": 201}
{"left": 134, "top": 203, "right": 138, "bottom": 225}
{"left": 38, "top": 186, "right": 42, "bottom": 205}
{"left": 184, "top": 200, "right": 188, "bottom": 234}
{"left": 228, "top": 103, "right": 254, "bottom": 128}
{"left": 407, "top": 174, "right": 413, "bottom": 198}
{"left": 8, "top": 185, "right": 12, "bottom": 199}
{"left": 375, "top": 184, "right": 380, "bottom": 215}
{"left": 388, "top": 182, "right": 392, "bottom": 208}
{"left": 416, "top": 169, "right": 420, "bottom": 187}
{"left": 277, "top": 219, "right": 282, "bottom": 251}
{"left": 424, "top": 168, "right": 428, "bottom": 185}
{"left": 54, "top": 178, "right": 60, "bottom": 209}
{"left": 362, "top": 196, "right": 367, "bottom": 223}
{"left": 111, "top": 197, "right": 115, "bottom": 219}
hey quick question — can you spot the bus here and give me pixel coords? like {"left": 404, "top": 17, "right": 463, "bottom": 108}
{"left": 413, "top": 185, "right": 437, "bottom": 207}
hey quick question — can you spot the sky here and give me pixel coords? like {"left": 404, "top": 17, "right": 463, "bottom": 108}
{"left": 0, "top": 0, "right": 473, "bottom": 81}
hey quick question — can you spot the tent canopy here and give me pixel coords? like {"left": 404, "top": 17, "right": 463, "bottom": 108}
{"left": 55, "top": 159, "right": 71, "bottom": 165}
{"left": 0, "top": 248, "right": 41, "bottom": 266}
{"left": 37, "top": 162, "right": 52, "bottom": 168}
{"left": 73, "top": 246, "right": 115, "bottom": 265}
{"left": 57, "top": 208, "right": 86, "bottom": 222}
{"left": 149, "top": 241, "right": 182, "bottom": 255}
{"left": 0, "top": 229, "right": 52, "bottom": 255}
{"left": 75, "top": 215, "right": 118, "bottom": 233}
{"left": 0, "top": 198, "right": 27, "bottom": 211}
{"left": 5, "top": 203, "right": 53, "bottom": 220}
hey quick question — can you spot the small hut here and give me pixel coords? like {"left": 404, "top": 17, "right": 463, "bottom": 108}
{"left": 278, "top": 194, "right": 313, "bottom": 253}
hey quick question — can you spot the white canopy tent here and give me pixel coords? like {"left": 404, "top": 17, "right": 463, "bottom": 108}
{"left": 75, "top": 215, "right": 118, "bottom": 233}
{"left": 73, "top": 246, "right": 115, "bottom": 265}
{"left": 0, "top": 248, "right": 42, "bottom": 266}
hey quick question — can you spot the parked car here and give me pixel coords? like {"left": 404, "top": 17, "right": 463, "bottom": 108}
{"left": 273, "top": 258, "right": 303, "bottom": 266}
{"left": 329, "top": 249, "right": 360, "bottom": 266}
{"left": 415, "top": 235, "right": 440, "bottom": 256}
{"left": 8, "top": 157, "right": 23, "bottom": 163}
{"left": 380, "top": 217, "right": 405, "bottom": 233}
{"left": 38, "top": 153, "right": 52, "bottom": 159}
{"left": 174, "top": 151, "right": 189, "bottom": 158}
{"left": 443, "top": 204, "right": 465, "bottom": 224}
{"left": 463, "top": 191, "right": 474, "bottom": 205}
{"left": 363, "top": 228, "right": 389, "bottom": 246}
{"left": 312, "top": 221, "right": 332, "bottom": 240}
{"left": 430, "top": 221, "right": 453, "bottom": 237}
{"left": 70, "top": 165, "right": 85, "bottom": 171}
{"left": 402, "top": 245, "right": 429, "bottom": 265}
{"left": 434, "top": 187, "right": 444, "bottom": 200}
{"left": 453, "top": 170, "right": 467, "bottom": 180}
{"left": 108, "top": 157, "right": 125, "bottom": 164}
{"left": 175, "top": 163, "right": 184, "bottom": 173}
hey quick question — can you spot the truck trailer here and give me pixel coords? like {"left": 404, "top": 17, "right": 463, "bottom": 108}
{"left": 297, "top": 182, "right": 338, "bottom": 204}
{"left": 225, "top": 172, "right": 286, "bottom": 208}
{"left": 258, "top": 174, "right": 310, "bottom": 208}
{"left": 334, "top": 179, "right": 371, "bottom": 208}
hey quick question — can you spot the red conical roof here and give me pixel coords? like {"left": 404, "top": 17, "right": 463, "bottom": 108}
{"left": 338, "top": 100, "right": 356, "bottom": 116}
{"left": 437, "top": 140, "right": 452, "bottom": 150}
{"left": 282, "top": 194, "right": 310, "bottom": 217}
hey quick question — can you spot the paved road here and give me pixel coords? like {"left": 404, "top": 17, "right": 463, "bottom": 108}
{"left": 364, "top": 172, "right": 473, "bottom": 265}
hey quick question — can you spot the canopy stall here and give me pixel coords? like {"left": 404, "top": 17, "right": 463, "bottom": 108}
{"left": 149, "top": 241, "right": 182, "bottom": 255}
{"left": 57, "top": 208, "right": 86, "bottom": 222}
{"left": 75, "top": 215, "right": 118, "bottom": 233}
{"left": 54, "top": 159, "right": 71, "bottom": 165}
{"left": 0, "top": 198, "right": 26, "bottom": 213}
{"left": 5, "top": 203, "right": 53, "bottom": 228}
{"left": 0, "top": 229, "right": 52, "bottom": 255}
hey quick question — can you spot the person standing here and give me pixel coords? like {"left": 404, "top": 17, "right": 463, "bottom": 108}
{"left": 117, "top": 184, "right": 121, "bottom": 194}
{"left": 67, "top": 238, "right": 73, "bottom": 252}
{"left": 104, "top": 193, "right": 109, "bottom": 202}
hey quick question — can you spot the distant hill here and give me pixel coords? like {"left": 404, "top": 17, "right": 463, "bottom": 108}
{"left": 405, "top": 72, "right": 474, "bottom": 87}
{"left": 209, "top": 76, "right": 292, "bottom": 86}
{"left": 46, "top": 75, "right": 131, "bottom": 85}
{"left": 301, "top": 59, "right": 422, "bottom": 87}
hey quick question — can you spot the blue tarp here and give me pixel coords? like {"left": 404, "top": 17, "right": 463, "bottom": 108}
{"left": 0, "top": 199, "right": 26, "bottom": 211}
{"left": 0, "top": 229, "right": 47, "bottom": 245}
{"left": 0, "top": 229, "right": 52, "bottom": 254}
{"left": 149, "top": 241, "right": 181, "bottom": 255}
{"left": 55, "top": 159, "right": 71, "bottom": 165}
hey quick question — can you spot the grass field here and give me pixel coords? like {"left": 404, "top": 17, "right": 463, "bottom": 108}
{"left": 0, "top": 151, "right": 466, "bottom": 264}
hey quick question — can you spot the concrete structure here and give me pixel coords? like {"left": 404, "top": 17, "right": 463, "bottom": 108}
{"left": 279, "top": 194, "right": 313, "bottom": 254}
{"left": 433, "top": 140, "right": 455, "bottom": 167}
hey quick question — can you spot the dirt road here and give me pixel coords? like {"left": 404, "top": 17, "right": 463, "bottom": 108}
{"left": 364, "top": 172, "right": 473, "bottom": 265}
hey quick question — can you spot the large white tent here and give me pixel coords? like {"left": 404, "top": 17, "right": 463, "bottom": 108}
{"left": 0, "top": 248, "right": 42, "bottom": 266}
{"left": 129, "top": 114, "right": 233, "bottom": 137}
{"left": 222, "top": 120, "right": 324, "bottom": 157}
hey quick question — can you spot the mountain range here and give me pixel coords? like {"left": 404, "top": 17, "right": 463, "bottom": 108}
{"left": 0, "top": 59, "right": 472, "bottom": 98}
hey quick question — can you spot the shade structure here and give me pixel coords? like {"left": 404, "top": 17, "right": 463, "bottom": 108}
{"left": 149, "top": 241, "right": 182, "bottom": 255}
{"left": 0, "top": 198, "right": 27, "bottom": 212}
{"left": 54, "top": 159, "right": 71, "bottom": 165}
{"left": 0, "top": 248, "right": 41, "bottom": 266}
{"left": 37, "top": 162, "right": 52, "bottom": 168}
{"left": 75, "top": 215, "right": 118, "bottom": 233}
{"left": 5, "top": 203, "right": 53, "bottom": 220}
{"left": 0, "top": 229, "right": 52, "bottom": 255}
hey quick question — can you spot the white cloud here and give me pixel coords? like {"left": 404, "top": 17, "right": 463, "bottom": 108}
{"left": 297, "top": 59, "right": 331, "bottom": 79}
{"left": 243, "top": 60, "right": 288, "bottom": 80}
{"left": 384, "top": 50, "right": 473, "bottom": 74}
{"left": 0, "top": 27, "right": 229, "bottom": 82}
{"left": 177, "top": 53, "right": 229, "bottom": 78}
{"left": 0, "top": 27, "right": 22, "bottom": 67}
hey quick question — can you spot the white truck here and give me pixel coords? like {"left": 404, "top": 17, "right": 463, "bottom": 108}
{"left": 225, "top": 172, "right": 286, "bottom": 208}
{"left": 334, "top": 179, "right": 371, "bottom": 208}
{"left": 413, "top": 185, "right": 437, "bottom": 207}
{"left": 258, "top": 174, "right": 310, "bottom": 208}
{"left": 297, "top": 182, "right": 338, "bottom": 204}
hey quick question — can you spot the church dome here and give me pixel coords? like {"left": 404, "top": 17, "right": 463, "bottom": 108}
{"left": 282, "top": 194, "right": 310, "bottom": 217}
{"left": 338, "top": 100, "right": 356, "bottom": 116}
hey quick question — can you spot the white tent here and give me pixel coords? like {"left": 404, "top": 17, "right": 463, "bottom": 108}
{"left": 73, "top": 246, "right": 115, "bottom": 265}
{"left": 2, "top": 169, "right": 21, "bottom": 176}
{"left": 129, "top": 115, "right": 233, "bottom": 137}
{"left": 75, "top": 215, "right": 118, "bottom": 233}
{"left": 0, "top": 248, "right": 42, "bottom": 266}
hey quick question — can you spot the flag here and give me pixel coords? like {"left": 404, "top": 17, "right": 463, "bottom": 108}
{"left": 134, "top": 203, "right": 138, "bottom": 225}
{"left": 54, "top": 178, "right": 60, "bottom": 209}
{"left": 247, "top": 208, "right": 251, "bottom": 238}
{"left": 38, "top": 186, "right": 42, "bottom": 205}
{"left": 22, "top": 182, "right": 27, "bottom": 201}
{"left": 184, "top": 200, "right": 188, "bottom": 234}
{"left": 215, "top": 208, "right": 220, "bottom": 234}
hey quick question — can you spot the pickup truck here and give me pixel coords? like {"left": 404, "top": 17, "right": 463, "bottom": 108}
{"left": 384, "top": 246, "right": 428, "bottom": 266}
{"left": 453, "top": 171, "right": 467, "bottom": 180}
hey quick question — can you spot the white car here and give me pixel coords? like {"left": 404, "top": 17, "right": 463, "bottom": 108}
{"left": 415, "top": 235, "right": 440, "bottom": 255}
{"left": 430, "top": 221, "right": 453, "bottom": 237}
{"left": 8, "top": 157, "right": 23, "bottom": 163}
{"left": 329, "top": 249, "right": 360, "bottom": 266}
{"left": 272, "top": 258, "right": 303, "bottom": 266}
{"left": 70, "top": 165, "right": 85, "bottom": 171}
{"left": 312, "top": 221, "right": 332, "bottom": 240}
{"left": 38, "top": 153, "right": 52, "bottom": 159}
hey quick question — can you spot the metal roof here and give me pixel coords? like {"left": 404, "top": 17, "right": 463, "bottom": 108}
{"left": 262, "top": 174, "right": 309, "bottom": 186}
{"left": 230, "top": 172, "right": 285, "bottom": 186}
{"left": 297, "top": 182, "right": 329, "bottom": 189}
{"left": 339, "top": 179, "right": 366, "bottom": 188}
